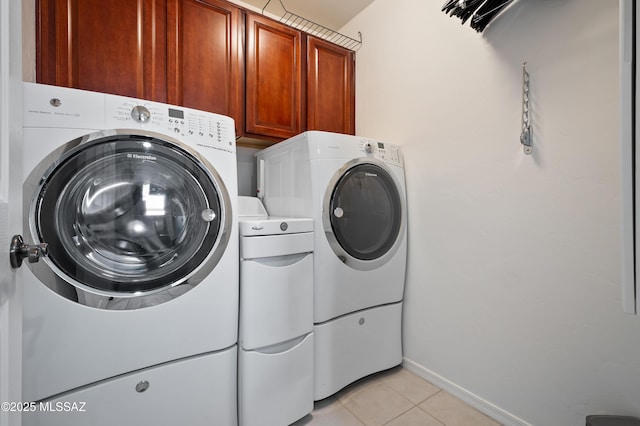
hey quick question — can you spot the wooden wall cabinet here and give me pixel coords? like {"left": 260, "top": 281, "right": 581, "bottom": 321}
{"left": 244, "top": 13, "right": 304, "bottom": 141}
{"left": 38, "top": 0, "right": 241, "bottom": 125}
{"left": 243, "top": 18, "right": 356, "bottom": 143}
{"left": 37, "top": 0, "right": 168, "bottom": 101}
{"left": 167, "top": 0, "right": 242, "bottom": 123}
{"left": 306, "top": 36, "right": 355, "bottom": 135}
{"left": 37, "top": 0, "right": 355, "bottom": 146}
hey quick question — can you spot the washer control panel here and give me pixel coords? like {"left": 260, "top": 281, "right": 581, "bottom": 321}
{"left": 360, "top": 140, "right": 402, "bottom": 167}
{"left": 106, "top": 97, "right": 236, "bottom": 152}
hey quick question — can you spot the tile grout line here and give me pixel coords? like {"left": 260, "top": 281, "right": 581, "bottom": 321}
{"left": 340, "top": 381, "right": 425, "bottom": 426}
{"left": 336, "top": 398, "right": 365, "bottom": 425}
{"left": 415, "top": 389, "right": 504, "bottom": 426}
{"left": 380, "top": 401, "right": 417, "bottom": 425}
{"left": 414, "top": 390, "right": 450, "bottom": 426}
{"left": 308, "top": 367, "right": 502, "bottom": 426}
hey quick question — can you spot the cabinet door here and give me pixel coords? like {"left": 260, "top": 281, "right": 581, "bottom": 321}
{"left": 37, "top": 0, "right": 167, "bottom": 101}
{"left": 167, "top": 0, "right": 242, "bottom": 122}
{"left": 245, "top": 13, "right": 304, "bottom": 140}
{"left": 307, "top": 36, "right": 355, "bottom": 135}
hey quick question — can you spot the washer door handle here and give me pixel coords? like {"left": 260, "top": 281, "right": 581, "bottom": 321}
{"left": 9, "top": 235, "right": 48, "bottom": 269}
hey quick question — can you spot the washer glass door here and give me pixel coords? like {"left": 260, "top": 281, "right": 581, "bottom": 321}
{"left": 28, "top": 131, "right": 231, "bottom": 309}
{"left": 327, "top": 162, "right": 403, "bottom": 265}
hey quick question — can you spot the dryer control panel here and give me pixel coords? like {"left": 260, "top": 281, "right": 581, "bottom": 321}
{"left": 361, "top": 140, "right": 402, "bottom": 167}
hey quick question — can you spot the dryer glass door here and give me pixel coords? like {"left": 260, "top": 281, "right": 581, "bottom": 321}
{"left": 329, "top": 163, "right": 402, "bottom": 261}
{"left": 30, "top": 133, "right": 230, "bottom": 305}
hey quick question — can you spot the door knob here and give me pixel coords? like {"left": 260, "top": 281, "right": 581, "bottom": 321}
{"left": 9, "top": 235, "right": 48, "bottom": 269}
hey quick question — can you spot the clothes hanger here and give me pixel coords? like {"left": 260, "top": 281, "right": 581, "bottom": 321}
{"left": 470, "top": 0, "right": 514, "bottom": 32}
{"left": 442, "top": 0, "right": 515, "bottom": 32}
{"left": 442, "top": 0, "right": 487, "bottom": 25}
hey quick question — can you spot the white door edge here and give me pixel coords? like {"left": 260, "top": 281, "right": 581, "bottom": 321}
{"left": 0, "top": 0, "right": 24, "bottom": 425}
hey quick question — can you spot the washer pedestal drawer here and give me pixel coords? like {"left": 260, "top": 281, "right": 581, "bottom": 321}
{"left": 22, "top": 347, "right": 238, "bottom": 426}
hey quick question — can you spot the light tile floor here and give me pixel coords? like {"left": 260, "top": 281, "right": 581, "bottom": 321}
{"left": 292, "top": 366, "right": 502, "bottom": 426}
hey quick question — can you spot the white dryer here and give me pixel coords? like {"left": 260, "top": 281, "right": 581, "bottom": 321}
{"left": 20, "top": 83, "right": 238, "bottom": 425}
{"left": 256, "top": 131, "right": 407, "bottom": 400}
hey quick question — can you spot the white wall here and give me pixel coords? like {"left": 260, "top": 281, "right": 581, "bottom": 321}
{"left": 237, "top": 146, "right": 259, "bottom": 197}
{"left": 342, "top": 1, "right": 640, "bottom": 425}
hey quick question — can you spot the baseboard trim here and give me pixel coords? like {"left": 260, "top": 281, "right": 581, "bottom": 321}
{"left": 402, "top": 357, "right": 531, "bottom": 426}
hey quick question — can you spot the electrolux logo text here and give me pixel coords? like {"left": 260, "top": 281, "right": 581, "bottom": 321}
{"left": 127, "top": 153, "right": 157, "bottom": 161}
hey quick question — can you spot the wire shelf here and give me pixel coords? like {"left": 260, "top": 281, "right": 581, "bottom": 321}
{"left": 262, "top": 0, "right": 362, "bottom": 50}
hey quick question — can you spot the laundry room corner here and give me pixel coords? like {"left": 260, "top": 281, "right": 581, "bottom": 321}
{"left": 341, "top": 0, "right": 640, "bottom": 424}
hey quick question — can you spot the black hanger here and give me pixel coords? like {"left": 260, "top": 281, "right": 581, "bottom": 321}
{"left": 443, "top": 0, "right": 486, "bottom": 22}
{"left": 441, "top": 0, "right": 514, "bottom": 32}
{"left": 471, "top": 0, "right": 514, "bottom": 32}
{"left": 442, "top": 0, "right": 461, "bottom": 14}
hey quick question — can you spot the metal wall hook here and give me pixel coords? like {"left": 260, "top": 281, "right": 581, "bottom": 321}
{"left": 520, "top": 61, "right": 532, "bottom": 154}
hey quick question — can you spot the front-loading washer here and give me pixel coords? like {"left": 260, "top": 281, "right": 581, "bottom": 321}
{"left": 256, "top": 130, "right": 407, "bottom": 400}
{"left": 21, "top": 83, "right": 238, "bottom": 424}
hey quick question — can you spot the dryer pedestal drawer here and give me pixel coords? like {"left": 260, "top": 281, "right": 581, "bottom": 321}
{"left": 239, "top": 333, "right": 313, "bottom": 426}
{"left": 313, "top": 302, "right": 403, "bottom": 401}
{"left": 23, "top": 347, "right": 238, "bottom": 426}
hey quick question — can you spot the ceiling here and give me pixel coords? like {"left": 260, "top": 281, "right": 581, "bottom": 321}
{"left": 238, "top": 0, "right": 374, "bottom": 31}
